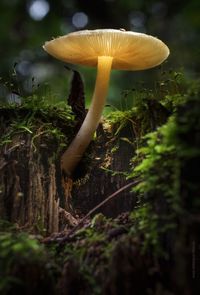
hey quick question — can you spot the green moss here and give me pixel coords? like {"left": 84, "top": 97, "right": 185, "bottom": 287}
{"left": 0, "top": 228, "right": 55, "bottom": 294}
{"left": 0, "top": 94, "right": 75, "bottom": 152}
{"left": 127, "top": 77, "right": 200, "bottom": 255}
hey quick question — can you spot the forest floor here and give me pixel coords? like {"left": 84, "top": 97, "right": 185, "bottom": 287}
{"left": 0, "top": 70, "right": 200, "bottom": 294}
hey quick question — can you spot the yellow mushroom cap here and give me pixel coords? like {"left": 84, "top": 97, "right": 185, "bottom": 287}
{"left": 43, "top": 29, "right": 169, "bottom": 70}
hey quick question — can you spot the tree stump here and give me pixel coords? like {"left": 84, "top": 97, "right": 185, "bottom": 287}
{"left": 0, "top": 106, "right": 75, "bottom": 234}
{"left": 0, "top": 125, "right": 135, "bottom": 233}
{"left": 0, "top": 99, "right": 168, "bottom": 233}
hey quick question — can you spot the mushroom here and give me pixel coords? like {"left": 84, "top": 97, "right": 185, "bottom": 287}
{"left": 43, "top": 29, "right": 169, "bottom": 176}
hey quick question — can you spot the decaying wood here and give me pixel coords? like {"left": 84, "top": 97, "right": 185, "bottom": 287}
{"left": 72, "top": 99, "right": 170, "bottom": 217}
{"left": 0, "top": 132, "right": 66, "bottom": 234}
{"left": 72, "top": 121, "right": 137, "bottom": 217}
{"left": 58, "top": 179, "right": 140, "bottom": 244}
{"left": 0, "top": 118, "right": 134, "bottom": 234}
{"left": 0, "top": 98, "right": 168, "bottom": 233}
{"left": 0, "top": 120, "right": 136, "bottom": 233}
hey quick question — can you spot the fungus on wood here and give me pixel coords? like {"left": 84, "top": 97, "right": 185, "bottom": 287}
{"left": 43, "top": 29, "right": 169, "bottom": 176}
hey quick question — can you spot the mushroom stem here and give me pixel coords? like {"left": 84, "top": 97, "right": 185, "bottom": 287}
{"left": 61, "top": 56, "right": 113, "bottom": 176}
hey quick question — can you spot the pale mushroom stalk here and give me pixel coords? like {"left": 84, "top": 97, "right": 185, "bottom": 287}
{"left": 61, "top": 56, "right": 113, "bottom": 176}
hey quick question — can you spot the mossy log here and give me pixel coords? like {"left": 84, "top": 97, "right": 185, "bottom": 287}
{"left": 0, "top": 124, "right": 135, "bottom": 233}
{"left": 0, "top": 98, "right": 168, "bottom": 234}
{"left": 0, "top": 108, "right": 136, "bottom": 234}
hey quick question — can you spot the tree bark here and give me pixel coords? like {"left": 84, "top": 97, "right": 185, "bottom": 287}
{"left": 0, "top": 133, "right": 62, "bottom": 234}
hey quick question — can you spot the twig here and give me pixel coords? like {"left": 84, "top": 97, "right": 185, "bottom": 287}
{"left": 59, "top": 179, "right": 140, "bottom": 244}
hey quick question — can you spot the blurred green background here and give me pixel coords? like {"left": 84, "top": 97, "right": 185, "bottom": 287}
{"left": 0, "top": 0, "right": 199, "bottom": 110}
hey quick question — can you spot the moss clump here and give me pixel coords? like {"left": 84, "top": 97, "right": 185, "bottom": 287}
{"left": 51, "top": 213, "right": 147, "bottom": 295}
{"left": 127, "top": 87, "right": 200, "bottom": 295}
{"left": 0, "top": 221, "right": 56, "bottom": 295}
{"left": 0, "top": 95, "right": 75, "bottom": 152}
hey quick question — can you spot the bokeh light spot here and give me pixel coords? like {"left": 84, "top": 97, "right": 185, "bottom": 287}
{"left": 16, "top": 61, "right": 31, "bottom": 76}
{"left": 72, "top": 12, "right": 88, "bottom": 28}
{"left": 129, "top": 11, "right": 146, "bottom": 32}
{"left": 28, "top": 0, "right": 50, "bottom": 21}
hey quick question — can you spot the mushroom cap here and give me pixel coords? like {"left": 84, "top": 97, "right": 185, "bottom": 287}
{"left": 43, "top": 29, "right": 169, "bottom": 70}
